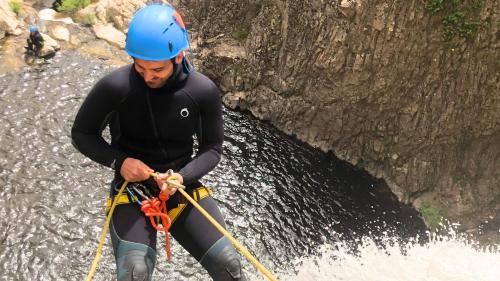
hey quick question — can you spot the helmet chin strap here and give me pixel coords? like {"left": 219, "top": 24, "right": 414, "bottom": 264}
{"left": 171, "top": 51, "right": 193, "bottom": 74}
{"left": 182, "top": 57, "right": 193, "bottom": 73}
{"left": 170, "top": 58, "right": 179, "bottom": 75}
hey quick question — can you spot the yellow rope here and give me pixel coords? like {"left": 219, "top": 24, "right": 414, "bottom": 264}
{"left": 84, "top": 180, "right": 128, "bottom": 281}
{"left": 164, "top": 178, "right": 278, "bottom": 281}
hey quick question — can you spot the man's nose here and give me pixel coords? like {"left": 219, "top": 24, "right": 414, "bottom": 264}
{"left": 143, "top": 71, "right": 157, "bottom": 81}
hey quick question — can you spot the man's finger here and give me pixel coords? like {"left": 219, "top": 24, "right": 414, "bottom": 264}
{"left": 160, "top": 183, "right": 176, "bottom": 195}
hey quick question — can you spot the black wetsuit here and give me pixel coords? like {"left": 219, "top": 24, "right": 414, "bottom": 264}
{"left": 72, "top": 63, "right": 245, "bottom": 280}
{"left": 27, "top": 31, "right": 44, "bottom": 57}
{"left": 71, "top": 63, "right": 223, "bottom": 183}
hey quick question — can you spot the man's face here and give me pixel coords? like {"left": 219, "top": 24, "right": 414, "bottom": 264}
{"left": 133, "top": 58, "right": 174, "bottom": 88}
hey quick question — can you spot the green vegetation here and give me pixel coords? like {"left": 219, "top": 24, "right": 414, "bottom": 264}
{"left": 424, "top": 0, "right": 484, "bottom": 41}
{"left": 57, "top": 0, "right": 91, "bottom": 13}
{"left": 419, "top": 201, "right": 443, "bottom": 230}
{"left": 9, "top": 0, "right": 22, "bottom": 15}
{"left": 232, "top": 28, "right": 249, "bottom": 42}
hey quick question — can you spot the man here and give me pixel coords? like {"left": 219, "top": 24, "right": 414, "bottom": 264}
{"left": 71, "top": 4, "right": 246, "bottom": 281}
{"left": 26, "top": 25, "right": 44, "bottom": 58}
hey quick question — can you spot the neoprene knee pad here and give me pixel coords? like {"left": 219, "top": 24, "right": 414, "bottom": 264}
{"left": 110, "top": 216, "right": 156, "bottom": 281}
{"left": 200, "top": 237, "right": 247, "bottom": 281}
{"left": 117, "top": 250, "right": 155, "bottom": 281}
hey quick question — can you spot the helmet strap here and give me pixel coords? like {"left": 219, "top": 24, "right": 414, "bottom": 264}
{"left": 182, "top": 57, "right": 193, "bottom": 73}
{"left": 170, "top": 58, "right": 178, "bottom": 72}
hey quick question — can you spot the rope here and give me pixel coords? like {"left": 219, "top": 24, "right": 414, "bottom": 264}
{"left": 84, "top": 180, "right": 128, "bottom": 281}
{"left": 164, "top": 178, "right": 279, "bottom": 281}
{"left": 139, "top": 191, "right": 173, "bottom": 261}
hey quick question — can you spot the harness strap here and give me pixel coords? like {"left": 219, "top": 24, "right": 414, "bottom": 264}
{"left": 168, "top": 187, "right": 213, "bottom": 224}
{"left": 105, "top": 186, "right": 213, "bottom": 219}
{"left": 105, "top": 186, "right": 213, "bottom": 261}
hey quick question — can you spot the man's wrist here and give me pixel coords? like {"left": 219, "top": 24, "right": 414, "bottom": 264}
{"left": 113, "top": 154, "right": 129, "bottom": 172}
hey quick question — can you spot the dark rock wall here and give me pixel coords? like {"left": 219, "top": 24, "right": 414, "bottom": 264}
{"left": 183, "top": 0, "right": 500, "bottom": 230}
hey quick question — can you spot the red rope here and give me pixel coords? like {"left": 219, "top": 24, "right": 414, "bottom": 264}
{"left": 140, "top": 192, "right": 172, "bottom": 261}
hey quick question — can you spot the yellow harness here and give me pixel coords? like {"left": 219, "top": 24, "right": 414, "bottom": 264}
{"left": 106, "top": 186, "right": 213, "bottom": 224}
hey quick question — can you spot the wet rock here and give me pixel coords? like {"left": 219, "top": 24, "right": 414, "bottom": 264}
{"left": 223, "top": 91, "right": 247, "bottom": 110}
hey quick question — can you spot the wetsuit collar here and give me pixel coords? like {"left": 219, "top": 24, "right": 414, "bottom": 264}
{"left": 132, "top": 60, "right": 188, "bottom": 93}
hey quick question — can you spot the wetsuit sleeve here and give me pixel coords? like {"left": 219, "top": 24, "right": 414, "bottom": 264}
{"left": 179, "top": 81, "right": 223, "bottom": 185}
{"left": 71, "top": 76, "right": 128, "bottom": 171}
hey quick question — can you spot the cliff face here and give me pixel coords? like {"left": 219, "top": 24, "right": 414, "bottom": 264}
{"left": 178, "top": 0, "right": 500, "bottom": 233}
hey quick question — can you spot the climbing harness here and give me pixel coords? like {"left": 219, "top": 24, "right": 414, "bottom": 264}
{"left": 106, "top": 185, "right": 213, "bottom": 224}
{"left": 85, "top": 172, "right": 278, "bottom": 281}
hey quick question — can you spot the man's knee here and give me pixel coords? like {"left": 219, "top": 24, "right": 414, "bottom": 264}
{"left": 116, "top": 250, "right": 155, "bottom": 281}
{"left": 200, "top": 237, "right": 247, "bottom": 281}
{"left": 110, "top": 211, "right": 156, "bottom": 281}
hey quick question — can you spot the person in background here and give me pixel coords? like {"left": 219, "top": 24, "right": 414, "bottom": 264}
{"left": 26, "top": 25, "right": 44, "bottom": 58}
{"left": 71, "top": 3, "right": 246, "bottom": 281}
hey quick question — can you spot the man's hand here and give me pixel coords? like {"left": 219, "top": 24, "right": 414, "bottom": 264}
{"left": 155, "top": 171, "right": 184, "bottom": 195}
{"left": 120, "top": 157, "right": 154, "bottom": 182}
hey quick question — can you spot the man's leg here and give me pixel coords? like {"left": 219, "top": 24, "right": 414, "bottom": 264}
{"left": 35, "top": 43, "right": 43, "bottom": 58}
{"left": 110, "top": 202, "right": 157, "bottom": 281}
{"left": 170, "top": 194, "right": 246, "bottom": 281}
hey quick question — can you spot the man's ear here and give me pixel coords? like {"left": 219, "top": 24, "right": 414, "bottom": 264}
{"left": 175, "top": 52, "right": 185, "bottom": 64}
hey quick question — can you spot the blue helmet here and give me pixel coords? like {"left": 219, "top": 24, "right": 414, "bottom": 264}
{"left": 125, "top": 4, "right": 190, "bottom": 61}
{"left": 29, "top": 25, "right": 37, "bottom": 33}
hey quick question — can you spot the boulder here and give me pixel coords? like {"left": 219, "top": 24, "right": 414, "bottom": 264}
{"left": 104, "top": 0, "right": 144, "bottom": 31}
{"left": 39, "top": 8, "right": 74, "bottom": 24}
{"left": 75, "top": 0, "right": 145, "bottom": 32}
{"left": 73, "top": 2, "right": 102, "bottom": 26}
{"left": 92, "top": 23, "right": 125, "bottom": 49}
{"left": 40, "top": 32, "right": 60, "bottom": 56}
{"left": 0, "top": 0, "right": 22, "bottom": 36}
{"left": 41, "top": 0, "right": 54, "bottom": 8}
{"left": 48, "top": 24, "right": 69, "bottom": 41}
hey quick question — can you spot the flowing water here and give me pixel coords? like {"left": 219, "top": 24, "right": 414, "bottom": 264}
{"left": 0, "top": 51, "right": 498, "bottom": 281}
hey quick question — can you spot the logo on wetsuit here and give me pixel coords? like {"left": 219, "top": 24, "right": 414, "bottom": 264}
{"left": 180, "top": 108, "right": 189, "bottom": 118}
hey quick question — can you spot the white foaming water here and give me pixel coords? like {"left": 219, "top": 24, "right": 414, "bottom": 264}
{"left": 281, "top": 231, "right": 500, "bottom": 281}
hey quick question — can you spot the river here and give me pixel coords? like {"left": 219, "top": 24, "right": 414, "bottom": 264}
{"left": 0, "top": 51, "right": 498, "bottom": 280}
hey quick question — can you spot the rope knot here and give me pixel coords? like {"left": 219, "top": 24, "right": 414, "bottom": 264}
{"left": 139, "top": 192, "right": 172, "bottom": 261}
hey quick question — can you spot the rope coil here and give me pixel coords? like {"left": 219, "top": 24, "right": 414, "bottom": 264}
{"left": 139, "top": 191, "right": 172, "bottom": 261}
